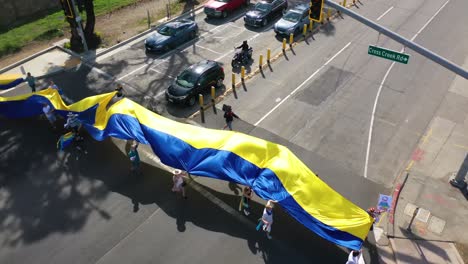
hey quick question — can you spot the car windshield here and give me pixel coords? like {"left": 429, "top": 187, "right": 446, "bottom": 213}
{"left": 255, "top": 3, "right": 272, "bottom": 12}
{"left": 158, "top": 25, "right": 176, "bottom": 36}
{"left": 216, "top": 0, "right": 230, "bottom": 3}
{"left": 176, "top": 69, "right": 198, "bottom": 88}
{"left": 283, "top": 11, "right": 301, "bottom": 22}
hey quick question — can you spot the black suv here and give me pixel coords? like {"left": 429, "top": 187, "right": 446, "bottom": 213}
{"left": 166, "top": 60, "right": 225, "bottom": 106}
{"left": 244, "top": 0, "right": 288, "bottom": 27}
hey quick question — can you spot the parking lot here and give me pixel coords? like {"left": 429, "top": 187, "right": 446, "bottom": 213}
{"left": 93, "top": 1, "right": 305, "bottom": 118}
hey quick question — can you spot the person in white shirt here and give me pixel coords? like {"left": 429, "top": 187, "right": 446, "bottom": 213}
{"left": 172, "top": 169, "right": 187, "bottom": 199}
{"left": 42, "top": 103, "right": 57, "bottom": 129}
{"left": 261, "top": 200, "right": 276, "bottom": 239}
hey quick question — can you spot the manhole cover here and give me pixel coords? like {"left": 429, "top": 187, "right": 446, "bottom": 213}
{"left": 416, "top": 208, "right": 431, "bottom": 223}
{"left": 428, "top": 216, "right": 446, "bottom": 235}
{"left": 404, "top": 203, "right": 417, "bottom": 217}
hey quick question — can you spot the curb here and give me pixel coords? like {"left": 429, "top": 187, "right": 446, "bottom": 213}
{"left": 388, "top": 172, "right": 409, "bottom": 237}
{"left": 0, "top": 46, "right": 57, "bottom": 75}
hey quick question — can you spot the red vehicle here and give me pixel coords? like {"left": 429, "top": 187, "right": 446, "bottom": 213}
{"left": 204, "top": 0, "right": 250, "bottom": 18}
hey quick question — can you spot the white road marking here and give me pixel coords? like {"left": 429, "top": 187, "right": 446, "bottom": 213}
{"left": 149, "top": 68, "right": 174, "bottom": 79}
{"left": 117, "top": 25, "right": 229, "bottom": 81}
{"left": 376, "top": 6, "right": 393, "bottom": 21}
{"left": 195, "top": 44, "right": 223, "bottom": 54}
{"left": 214, "top": 33, "right": 260, "bottom": 61}
{"left": 254, "top": 42, "right": 352, "bottom": 126}
{"left": 363, "top": 0, "right": 451, "bottom": 178}
{"left": 117, "top": 11, "right": 251, "bottom": 81}
{"left": 228, "top": 23, "right": 244, "bottom": 29}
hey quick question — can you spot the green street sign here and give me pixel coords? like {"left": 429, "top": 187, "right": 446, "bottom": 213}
{"left": 368, "top": 45, "right": 410, "bottom": 64}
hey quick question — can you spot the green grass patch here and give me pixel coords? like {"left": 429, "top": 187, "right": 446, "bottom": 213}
{"left": 0, "top": 0, "right": 140, "bottom": 57}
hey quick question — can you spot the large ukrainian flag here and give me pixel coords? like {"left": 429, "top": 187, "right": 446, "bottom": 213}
{"left": 0, "top": 74, "right": 24, "bottom": 90}
{"left": 0, "top": 88, "right": 373, "bottom": 249}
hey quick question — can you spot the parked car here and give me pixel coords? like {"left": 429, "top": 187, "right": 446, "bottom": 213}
{"left": 244, "top": 0, "right": 288, "bottom": 27}
{"left": 145, "top": 19, "right": 198, "bottom": 52}
{"left": 204, "top": 0, "right": 249, "bottom": 18}
{"left": 166, "top": 60, "right": 225, "bottom": 106}
{"left": 274, "top": 4, "right": 309, "bottom": 36}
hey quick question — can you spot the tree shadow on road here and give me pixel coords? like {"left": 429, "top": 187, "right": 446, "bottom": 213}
{"left": 0, "top": 118, "right": 112, "bottom": 247}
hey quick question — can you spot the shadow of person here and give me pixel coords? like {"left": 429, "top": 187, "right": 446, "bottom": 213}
{"left": 176, "top": 198, "right": 187, "bottom": 232}
{"left": 228, "top": 182, "right": 242, "bottom": 195}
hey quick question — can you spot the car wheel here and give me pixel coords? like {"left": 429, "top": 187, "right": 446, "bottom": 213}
{"left": 222, "top": 11, "right": 228, "bottom": 18}
{"left": 262, "top": 18, "right": 268, "bottom": 27}
{"left": 216, "top": 78, "right": 224, "bottom": 88}
{"left": 187, "top": 96, "right": 196, "bottom": 106}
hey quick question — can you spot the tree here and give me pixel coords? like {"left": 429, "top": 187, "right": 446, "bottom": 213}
{"left": 77, "top": 0, "right": 101, "bottom": 49}
{"left": 60, "top": 0, "right": 100, "bottom": 52}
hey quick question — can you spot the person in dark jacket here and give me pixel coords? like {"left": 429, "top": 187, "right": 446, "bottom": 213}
{"left": 223, "top": 105, "right": 239, "bottom": 131}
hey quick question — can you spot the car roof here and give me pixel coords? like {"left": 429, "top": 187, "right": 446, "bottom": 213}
{"left": 188, "top": 60, "right": 218, "bottom": 74}
{"left": 257, "top": 0, "right": 275, "bottom": 5}
{"left": 290, "top": 3, "right": 309, "bottom": 12}
{"left": 166, "top": 19, "right": 194, "bottom": 28}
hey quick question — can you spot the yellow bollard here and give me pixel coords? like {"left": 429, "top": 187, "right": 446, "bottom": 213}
{"left": 327, "top": 8, "right": 332, "bottom": 20}
{"left": 199, "top": 94, "right": 205, "bottom": 123}
{"left": 282, "top": 38, "right": 286, "bottom": 50}
{"left": 343, "top": 0, "right": 347, "bottom": 7}
{"left": 267, "top": 48, "right": 271, "bottom": 62}
{"left": 211, "top": 86, "right": 215, "bottom": 98}
{"left": 198, "top": 94, "right": 204, "bottom": 106}
{"left": 309, "top": 19, "right": 313, "bottom": 32}
{"left": 241, "top": 66, "right": 245, "bottom": 79}
{"left": 231, "top": 73, "right": 235, "bottom": 86}
{"left": 259, "top": 55, "right": 263, "bottom": 69}
{"left": 303, "top": 24, "right": 307, "bottom": 36}
{"left": 289, "top": 33, "right": 293, "bottom": 45}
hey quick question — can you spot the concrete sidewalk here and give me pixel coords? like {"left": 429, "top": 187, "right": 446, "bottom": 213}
{"left": 0, "top": 46, "right": 81, "bottom": 96}
{"left": 375, "top": 57, "right": 468, "bottom": 264}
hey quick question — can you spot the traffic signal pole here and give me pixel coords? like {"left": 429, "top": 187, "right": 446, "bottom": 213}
{"left": 325, "top": 0, "right": 468, "bottom": 79}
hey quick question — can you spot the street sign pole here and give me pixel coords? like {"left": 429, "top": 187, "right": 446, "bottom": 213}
{"left": 368, "top": 45, "right": 409, "bottom": 64}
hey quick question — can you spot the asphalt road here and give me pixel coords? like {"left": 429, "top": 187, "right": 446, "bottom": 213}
{"left": 1, "top": 0, "right": 467, "bottom": 263}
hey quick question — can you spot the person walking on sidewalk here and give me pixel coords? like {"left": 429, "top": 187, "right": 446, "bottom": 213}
{"left": 239, "top": 186, "right": 253, "bottom": 216}
{"left": 42, "top": 102, "right": 57, "bottom": 129}
{"left": 25, "top": 72, "right": 36, "bottom": 92}
{"left": 128, "top": 142, "right": 141, "bottom": 176}
{"left": 258, "top": 200, "right": 276, "bottom": 239}
{"left": 172, "top": 169, "right": 187, "bottom": 199}
{"left": 222, "top": 104, "right": 239, "bottom": 131}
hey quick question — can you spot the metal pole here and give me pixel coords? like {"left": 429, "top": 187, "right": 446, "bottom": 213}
{"left": 325, "top": 0, "right": 468, "bottom": 79}
{"left": 69, "top": 0, "right": 88, "bottom": 52}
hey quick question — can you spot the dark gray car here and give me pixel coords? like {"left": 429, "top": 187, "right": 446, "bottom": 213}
{"left": 244, "top": 0, "right": 287, "bottom": 27}
{"left": 274, "top": 4, "right": 309, "bottom": 35}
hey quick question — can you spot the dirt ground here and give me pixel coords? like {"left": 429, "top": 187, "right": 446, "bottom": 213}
{"left": 0, "top": 0, "right": 202, "bottom": 69}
